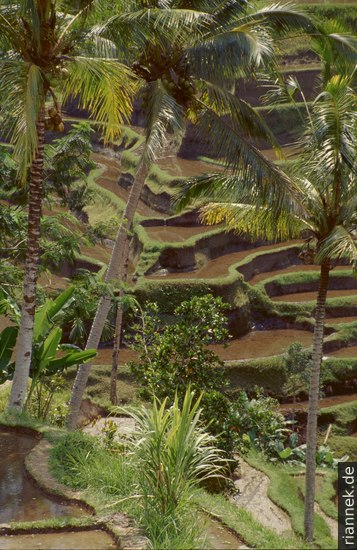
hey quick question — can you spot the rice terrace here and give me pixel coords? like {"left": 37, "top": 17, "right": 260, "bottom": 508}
{"left": 0, "top": 1, "right": 356, "bottom": 549}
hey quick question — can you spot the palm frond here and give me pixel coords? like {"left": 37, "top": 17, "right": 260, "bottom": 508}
{"left": 240, "top": 2, "right": 315, "bottom": 36}
{"left": 199, "top": 201, "right": 304, "bottom": 242}
{"left": 202, "top": 81, "right": 281, "bottom": 151}
{"left": 100, "top": 8, "right": 211, "bottom": 56}
{"left": 316, "top": 226, "right": 357, "bottom": 272}
{"left": 142, "top": 79, "right": 185, "bottom": 164}
{"left": 190, "top": 99, "right": 303, "bottom": 214}
{"left": 303, "top": 75, "right": 356, "bottom": 176}
{"left": 0, "top": 60, "right": 43, "bottom": 181}
{"left": 188, "top": 23, "right": 273, "bottom": 83}
{"left": 61, "top": 57, "right": 136, "bottom": 143}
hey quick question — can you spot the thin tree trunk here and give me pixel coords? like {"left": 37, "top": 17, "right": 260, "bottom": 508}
{"left": 8, "top": 105, "right": 45, "bottom": 411}
{"left": 110, "top": 238, "right": 130, "bottom": 405}
{"left": 304, "top": 259, "right": 330, "bottom": 542}
{"left": 67, "top": 158, "right": 149, "bottom": 428}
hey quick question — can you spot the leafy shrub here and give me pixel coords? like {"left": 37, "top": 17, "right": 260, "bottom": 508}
{"left": 230, "top": 389, "right": 289, "bottom": 455}
{"left": 86, "top": 216, "right": 121, "bottom": 242}
{"left": 282, "top": 342, "right": 312, "bottom": 400}
{"left": 276, "top": 443, "right": 349, "bottom": 468}
{"left": 200, "top": 390, "right": 235, "bottom": 458}
{"left": 128, "top": 295, "right": 229, "bottom": 401}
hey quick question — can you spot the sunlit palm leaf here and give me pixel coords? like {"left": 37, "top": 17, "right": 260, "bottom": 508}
{"left": 200, "top": 201, "right": 304, "bottom": 241}
{"left": 0, "top": 60, "right": 43, "bottom": 182}
{"left": 61, "top": 57, "right": 135, "bottom": 143}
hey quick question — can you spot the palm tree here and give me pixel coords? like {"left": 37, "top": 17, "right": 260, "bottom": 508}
{"left": 177, "top": 71, "right": 356, "bottom": 543}
{"left": 0, "top": 0, "right": 134, "bottom": 411}
{"left": 67, "top": 0, "right": 318, "bottom": 424}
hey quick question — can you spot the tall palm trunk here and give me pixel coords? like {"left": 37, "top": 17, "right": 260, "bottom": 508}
{"left": 8, "top": 105, "right": 45, "bottom": 411}
{"left": 67, "top": 158, "right": 149, "bottom": 427}
{"left": 110, "top": 238, "right": 130, "bottom": 405}
{"left": 304, "top": 258, "right": 330, "bottom": 542}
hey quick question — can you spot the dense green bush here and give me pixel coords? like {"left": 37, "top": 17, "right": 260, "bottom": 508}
{"left": 230, "top": 390, "right": 288, "bottom": 455}
{"left": 200, "top": 391, "right": 236, "bottom": 458}
{"left": 128, "top": 295, "right": 229, "bottom": 400}
{"left": 282, "top": 343, "right": 312, "bottom": 400}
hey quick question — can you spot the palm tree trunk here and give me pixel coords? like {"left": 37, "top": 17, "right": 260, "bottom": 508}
{"left": 110, "top": 238, "right": 130, "bottom": 405}
{"left": 304, "top": 258, "right": 330, "bottom": 542}
{"left": 8, "top": 105, "right": 45, "bottom": 411}
{"left": 67, "top": 157, "right": 149, "bottom": 428}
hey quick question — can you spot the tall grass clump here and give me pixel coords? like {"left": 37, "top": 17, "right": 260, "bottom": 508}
{"left": 123, "top": 389, "right": 227, "bottom": 548}
{"left": 50, "top": 430, "right": 135, "bottom": 497}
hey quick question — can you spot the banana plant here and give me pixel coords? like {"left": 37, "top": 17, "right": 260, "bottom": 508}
{"left": 0, "top": 287, "right": 96, "bottom": 402}
{"left": 26, "top": 325, "right": 97, "bottom": 407}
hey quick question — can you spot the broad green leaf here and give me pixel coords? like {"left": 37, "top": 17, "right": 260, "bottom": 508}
{"left": 279, "top": 447, "right": 293, "bottom": 460}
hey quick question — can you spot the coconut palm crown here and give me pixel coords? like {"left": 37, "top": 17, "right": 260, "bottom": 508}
{"left": 0, "top": 0, "right": 135, "bottom": 411}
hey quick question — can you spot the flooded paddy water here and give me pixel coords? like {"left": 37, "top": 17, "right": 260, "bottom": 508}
{"left": 272, "top": 289, "right": 357, "bottom": 303}
{"left": 0, "top": 531, "right": 116, "bottom": 550}
{"left": 0, "top": 428, "right": 120, "bottom": 549}
{"left": 94, "top": 329, "right": 314, "bottom": 366}
{"left": 211, "top": 330, "right": 313, "bottom": 362}
{"left": 0, "top": 429, "right": 84, "bottom": 523}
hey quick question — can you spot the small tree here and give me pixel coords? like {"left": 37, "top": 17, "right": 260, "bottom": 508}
{"left": 283, "top": 342, "right": 312, "bottom": 403}
{"left": 128, "top": 295, "right": 229, "bottom": 401}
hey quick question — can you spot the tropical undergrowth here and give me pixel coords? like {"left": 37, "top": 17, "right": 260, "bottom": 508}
{"left": 50, "top": 389, "right": 226, "bottom": 549}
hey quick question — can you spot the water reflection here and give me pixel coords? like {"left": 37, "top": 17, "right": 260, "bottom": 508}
{"left": 0, "top": 429, "right": 83, "bottom": 523}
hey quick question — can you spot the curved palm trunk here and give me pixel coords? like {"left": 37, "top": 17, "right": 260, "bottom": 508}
{"left": 110, "top": 238, "right": 130, "bottom": 405}
{"left": 67, "top": 158, "right": 149, "bottom": 428}
{"left": 304, "top": 259, "right": 330, "bottom": 542}
{"left": 8, "top": 106, "right": 45, "bottom": 411}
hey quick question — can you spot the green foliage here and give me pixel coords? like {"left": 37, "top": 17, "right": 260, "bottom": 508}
{"left": 195, "top": 489, "right": 309, "bottom": 549}
{"left": 230, "top": 390, "right": 288, "bottom": 456}
{"left": 134, "top": 281, "right": 212, "bottom": 314}
{"left": 246, "top": 454, "right": 335, "bottom": 547}
{"left": 224, "top": 356, "right": 286, "bottom": 396}
{"left": 0, "top": 287, "right": 96, "bottom": 415}
{"left": 86, "top": 216, "right": 121, "bottom": 242}
{"left": 200, "top": 390, "right": 236, "bottom": 458}
{"left": 128, "top": 295, "right": 229, "bottom": 401}
{"left": 57, "top": 270, "right": 115, "bottom": 346}
{"left": 27, "top": 372, "right": 68, "bottom": 425}
{"left": 120, "top": 389, "right": 226, "bottom": 547}
{"left": 50, "top": 431, "right": 98, "bottom": 488}
{"left": 277, "top": 443, "right": 347, "bottom": 468}
{"left": 46, "top": 122, "right": 95, "bottom": 213}
{"left": 328, "top": 435, "right": 357, "bottom": 461}
{"left": 320, "top": 400, "right": 357, "bottom": 435}
{"left": 282, "top": 342, "right": 312, "bottom": 399}
{"left": 0, "top": 326, "right": 18, "bottom": 383}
